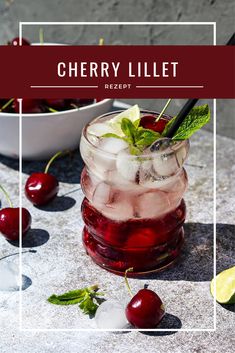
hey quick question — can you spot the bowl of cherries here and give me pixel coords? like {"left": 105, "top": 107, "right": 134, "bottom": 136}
{"left": 0, "top": 37, "right": 113, "bottom": 161}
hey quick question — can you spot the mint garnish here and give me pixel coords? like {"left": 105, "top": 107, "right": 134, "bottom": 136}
{"left": 101, "top": 103, "right": 210, "bottom": 154}
{"left": 162, "top": 104, "right": 210, "bottom": 140}
{"left": 47, "top": 285, "right": 105, "bottom": 315}
{"left": 103, "top": 117, "right": 160, "bottom": 155}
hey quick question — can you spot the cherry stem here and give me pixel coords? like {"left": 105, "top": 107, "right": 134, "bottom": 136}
{"left": 0, "top": 98, "right": 14, "bottom": 112}
{"left": 39, "top": 28, "right": 44, "bottom": 45}
{"left": 99, "top": 38, "right": 104, "bottom": 45}
{"left": 0, "top": 184, "right": 13, "bottom": 208}
{"left": 70, "top": 103, "right": 79, "bottom": 109}
{"left": 47, "top": 106, "right": 58, "bottom": 113}
{"left": 44, "top": 150, "right": 70, "bottom": 174}
{"left": 155, "top": 98, "right": 172, "bottom": 122}
{"left": 124, "top": 267, "right": 134, "bottom": 297}
{"left": 88, "top": 284, "right": 99, "bottom": 292}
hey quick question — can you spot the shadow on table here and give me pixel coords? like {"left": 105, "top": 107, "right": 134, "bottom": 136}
{"left": 36, "top": 195, "right": 76, "bottom": 212}
{"left": 8, "top": 228, "right": 50, "bottom": 248}
{"left": 139, "top": 313, "right": 182, "bottom": 336}
{"left": 0, "top": 154, "right": 19, "bottom": 171}
{"left": 142, "top": 222, "right": 235, "bottom": 282}
{"left": 0, "top": 150, "right": 84, "bottom": 184}
{"left": 22, "top": 275, "right": 32, "bottom": 290}
{"left": 220, "top": 303, "right": 235, "bottom": 313}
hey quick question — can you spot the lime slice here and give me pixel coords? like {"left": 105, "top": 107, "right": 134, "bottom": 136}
{"left": 108, "top": 104, "right": 140, "bottom": 135}
{"left": 87, "top": 105, "right": 140, "bottom": 138}
{"left": 210, "top": 266, "right": 235, "bottom": 304}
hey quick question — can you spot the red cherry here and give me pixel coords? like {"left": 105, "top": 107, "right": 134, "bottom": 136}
{"left": 0, "top": 207, "right": 32, "bottom": 241}
{"left": 11, "top": 37, "right": 30, "bottom": 46}
{"left": 126, "top": 288, "right": 165, "bottom": 328}
{"left": 25, "top": 173, "right": 59, "bottom": 206}
{"left": 13, "top": 98, "right": 44, "bottom": 113}
{"left": 140, "top": 115, "right": 168, "bottom": 133}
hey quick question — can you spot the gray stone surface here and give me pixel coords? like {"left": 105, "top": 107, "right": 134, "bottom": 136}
{"left": 0, "top": 124, "right": 234, "bottom": 352}
{"left": 0, "top": 0, "right": 234, "bottom": 138}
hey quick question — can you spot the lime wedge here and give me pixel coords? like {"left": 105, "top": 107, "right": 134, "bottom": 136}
{"left": 87, "top": 105, "right": 140, "bottom": 138}
{"left": 210, "top": 266, "right": 235, "bottom": 304}
{"left": 108, "top": 104, "right": 140, "bottom": 135}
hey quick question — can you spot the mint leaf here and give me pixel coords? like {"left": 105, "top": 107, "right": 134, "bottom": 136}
{"left": 53, "top": 289, "right": 86, "bottom": 301}
{"left": 133, "top": 118, "right": 140, "bottom": 129}
{"left": 129, "top": 145, "right": 142, "bottom": 155}
{"left": 79, "top": 294, "right": 98, "bottom": 315}
{"left": 121, "top": 118, "right": 137, "bottom": 143}
{"left": 48, "top": 294, "right": 84, "bottom": 305}
{"left": 102, "top": 117, "right": 161, "bottom": 155}
{"left": 136, "top": 129, "right": 161, "bottom": 147}
{"left": 162, "top": 104, "right": 210, "bottom": 140}
{"left": 47, "top": 285, "right": 104, "bottom": 315}
{"left": 162, "top": 117, "right": 175, "bottom": 137}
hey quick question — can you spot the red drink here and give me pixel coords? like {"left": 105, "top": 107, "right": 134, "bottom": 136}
{"left": 80, "top": 110, "right": 189, "bottom": 276}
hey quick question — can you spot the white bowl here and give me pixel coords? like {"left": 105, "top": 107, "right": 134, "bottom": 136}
{"left": 0, "top": 99, "right": 113, "bottom": 160}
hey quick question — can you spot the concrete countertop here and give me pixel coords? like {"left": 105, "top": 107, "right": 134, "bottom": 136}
{"left": 0, "top": 125, "right": 234, "bottom": 352}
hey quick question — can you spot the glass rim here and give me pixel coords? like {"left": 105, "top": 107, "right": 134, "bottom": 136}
{"left": 82, "top": 109, "right": 189, "bottom": 159}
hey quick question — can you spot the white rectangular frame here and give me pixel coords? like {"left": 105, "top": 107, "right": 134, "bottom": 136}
{"left": 18, "top": 21, "right": 217, "bottom": 333}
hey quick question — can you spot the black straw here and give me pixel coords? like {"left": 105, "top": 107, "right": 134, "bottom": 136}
{"left": 226, "top": 33, "right": 235, "bottom": 46}
{"left": 165, "top": 32, "right": 235, "bottom": 138}
{"left": 166, "top": 98, "right": 198, "bottom": 138}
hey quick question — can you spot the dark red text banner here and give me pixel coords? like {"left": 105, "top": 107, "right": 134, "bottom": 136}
{"left": 0, "top": 45, "right": 234, "bottom": 98}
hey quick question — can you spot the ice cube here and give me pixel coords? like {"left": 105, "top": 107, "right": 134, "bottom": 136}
{"left": 102, "top": 198, "right": 134, "bottom": 221}
{"left": 107, "top": 170, "right": 133, "bottom": 189}
{"left": 152, "top": 153, "right": 179, "bottom": 177}
{"left": 95, "top": 299, "right": 129, "bottom": 329}
{"left": 137, "top": 158, "right": 154, "bottom": 187}
{"left": 91, "top": 148, "right": 116, "bottom": 179}
{"left": 116, "top": 149, "right": 140, "bottom": 182}
{"left": 135, "top": 190, "right": 172, "bottom": 218}
{"left": 87, "top": 123, "right": 115, "bottom": 137}
{"left": 100, "top": 190, "right": 134, "bottom": 221}
{"left": 150, "top": 137, "right": 174, "bottom": 152}
{"left": 92, "top": 182, "right": 112, "bottom": 207}
{"left": 0, "top": 262, "right": 19, "bottom": 291}
{"left": 175, "top": 144, "right": 188, "bottom": 167}
{"left": 99, "top": 137, "right": 128, "bottom": 154}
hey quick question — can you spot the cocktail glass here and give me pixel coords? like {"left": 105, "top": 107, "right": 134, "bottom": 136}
{"left": 80, "top": 110, "right": 189, "bottom": 276}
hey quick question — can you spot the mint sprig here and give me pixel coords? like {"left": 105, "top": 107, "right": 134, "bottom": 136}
{"left": 162, "top": 104, "right": 210, "bottom": 140}
{"left": 47, "top": 285, "right": 105, "bottom": 315}
{"left": 103, "top": 117, "right": 160, "bottom": 155}
{"left": 102, "top": 104, "right": 210, "bottom": 154}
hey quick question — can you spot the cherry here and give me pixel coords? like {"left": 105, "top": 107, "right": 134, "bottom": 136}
{"left": 11, "top": 37, "right": 30, "bottom": 46}
{"left": 124, "top": 268, "right": 165, "bottom": 329}
{"left": 0, "top": 208, "right": 32, "bottom": 241}
{"left": 25, "top": 173, "right": 59, "bottom": 206}
{"left": 0, "top": 185, "right": 31, "bottom": 241}
{"left": 126, "top": 288, "right": 165, "bottom": 328}
{"left": 25, "top": 151, "right": 67, "bottom": 206}
{"left": 13, "top": 98, "right": 44, "bottom": 113}
{"left": 140, "top": 115, "right": 168, "bottom": 133}
{"left": 140, "top": 99, "right": 172, "bottom": 133}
